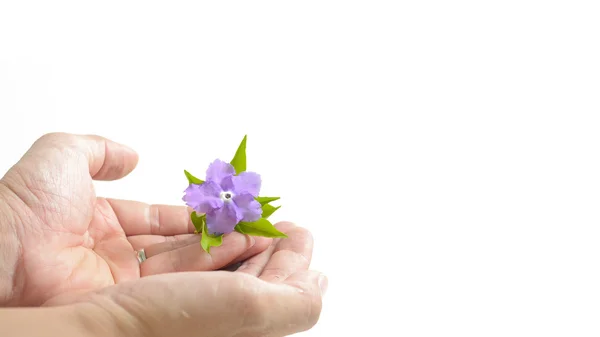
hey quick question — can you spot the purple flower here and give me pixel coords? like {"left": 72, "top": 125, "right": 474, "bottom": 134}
{"left": 183, "top": 159, "right": 262, "bottom": 235}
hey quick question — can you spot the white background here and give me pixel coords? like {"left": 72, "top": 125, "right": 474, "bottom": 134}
{"left": 1, "top": 1, "right": 600, "bottom": 336}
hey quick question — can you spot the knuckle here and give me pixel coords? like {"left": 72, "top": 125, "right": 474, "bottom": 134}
{"left": 273, "top": 222, "right": 314, "bottom": 243}
{"left": 34, "top": 133, "right": 81, "bottom": 158}
{"left": 37, "top": 132, "right": 72, "bottom": 145}
{"left": 293, "top": 226, "right": 314, "bottom": 241}
{"left": 273, "top": 221, "right": 298, "bottom": 232}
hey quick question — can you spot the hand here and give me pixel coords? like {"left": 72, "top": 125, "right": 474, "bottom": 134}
{"left": 0, "top": 133, "right": 271, "bottom": 306}
{"left": 48, "top": 222, "right": 326, "bottom": 337}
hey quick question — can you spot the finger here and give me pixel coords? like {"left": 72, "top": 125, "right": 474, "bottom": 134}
{"left": 258, "top": 225, "right": 313, "bottom": 283}
{"left": 219, "top": 236, "right": 273, "bottom": 271}
{"left": 140, "top": 235, "right": 200, "bottom": 259}
{"left": 79, "top": 134, "right": 139, "bottom": 181}
{"left": 106, "top": 199, "right": 195, "bottom": 236}
{"left": 127, "top": 234, "right": 198, "bottom": 252}
{"left": 228, "top": 236, "right": 273, "bottom": 265}
{"left": 234, "top": 242, "right": 275, "bottom": 276}
{"left": 235, "top": 221, "right": 302, "bottom": 276}
{"left": 243, "top": 222, "right": 314, "bottom": 283}
{"left": 139, "top": 232, "right": 262, "bottom": 275}
{"left": 130, "top": 234, "right": 272, "bottom": 262}
{"left": 284, "top": 270, "right": 328, "bottom": 297}
{"left": 245, "top": 270, "right": 326, "bottom": 335}
{"left": 27, "top": 132, "right": 139, "bottom": 181}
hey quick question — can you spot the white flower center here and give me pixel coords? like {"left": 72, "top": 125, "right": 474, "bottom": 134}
{"left": 220, "top": 191, "right": 234, "bottom": 202}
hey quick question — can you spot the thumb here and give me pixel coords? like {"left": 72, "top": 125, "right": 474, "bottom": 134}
{"left": 20, "top": 132, "right": 139, "bottom": 181}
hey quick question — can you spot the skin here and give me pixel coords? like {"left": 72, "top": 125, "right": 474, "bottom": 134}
{"left": 0, "top": 133, "right": 326, "bottom": 336}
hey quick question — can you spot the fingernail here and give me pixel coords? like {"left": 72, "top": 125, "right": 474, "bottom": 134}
{"left": 248, "top": 236, "right": 255, "bottom": 247}
{"left": 318, "top": 274, "right": 328, "bottom": 296}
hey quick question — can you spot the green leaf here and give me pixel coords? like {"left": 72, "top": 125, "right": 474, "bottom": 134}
{"left": 235, "top": 218, "right": 288, "bottom": 238}
{"left": 184, "top": 170, "right": 204, "bottom": 185}
{"left": 200, "top": 219, "right": 223, "bottom": 253}
{"left": 255, "top": 196, "right": 280, "bottom": 206}
{"left": 190, "top": 212, "right": 204, "bottom": 233}
{"left": 261, "top": 204, "right": 280, "bottom": 219}
{"left": 230, "top": 135, "right": 247, "bottom": 174}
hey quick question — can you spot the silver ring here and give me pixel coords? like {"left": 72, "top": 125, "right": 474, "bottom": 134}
{"left": 136, "top": 249, "right": 147, "bottom": 264}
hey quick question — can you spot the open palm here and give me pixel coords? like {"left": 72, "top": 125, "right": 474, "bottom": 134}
{"left": 0, "top": 133, "right": 269, "bottom": 306}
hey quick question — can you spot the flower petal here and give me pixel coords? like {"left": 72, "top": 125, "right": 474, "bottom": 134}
{"left": 233, "top": 193, "right": 263, "bottom": 222}
{"left": 205, "top": 159, "right": 236, "bottom": 185}
{"left": 182, "top": 181, "right": 224, "bottom": 214}
{"left": 221, "top": 171, "right": 261, "bottom": 197}
{"left": 206, "top": 202, "right": 242, "bottom": 235}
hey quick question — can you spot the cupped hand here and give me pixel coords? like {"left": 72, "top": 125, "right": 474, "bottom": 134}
{"left": 0, "top": 133, "right": 271, "bottom": 306}
{"left": 49, "top": 222, "right": 326, "bottom": 337}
